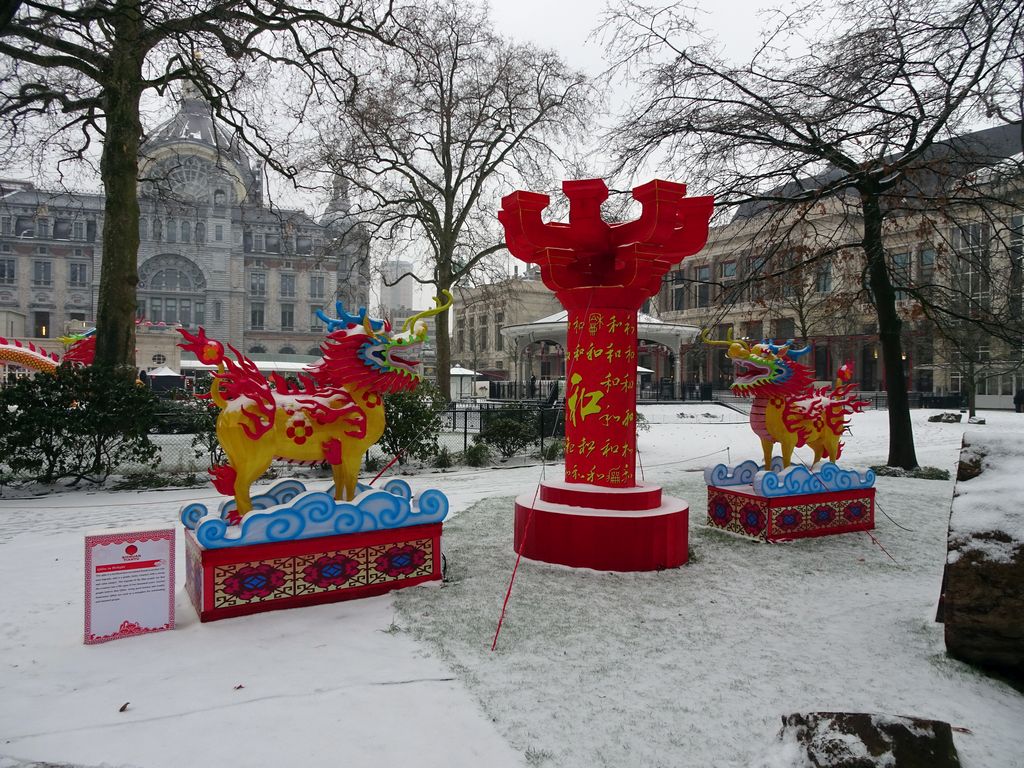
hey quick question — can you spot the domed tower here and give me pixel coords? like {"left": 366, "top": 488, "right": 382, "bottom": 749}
{"left": 134, "top": 84, "right": 258, "bottom": 354}
{"left": 320, "top": 172, "right": 371, "bottom": 315}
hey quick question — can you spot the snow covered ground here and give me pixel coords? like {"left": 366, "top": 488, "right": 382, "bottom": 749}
{"left": 1, "top": 405, "right": 1022, "bottom": 767}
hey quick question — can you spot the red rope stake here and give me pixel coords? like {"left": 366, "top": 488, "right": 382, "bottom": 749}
{"left": 491, "top": 477, "right": 544, "bottom": 652}
{"left": 369, "top": 453, "right": 403, "bottom": 486}
{"left": 865, "top": 530, "right": 898, "bottom": 564}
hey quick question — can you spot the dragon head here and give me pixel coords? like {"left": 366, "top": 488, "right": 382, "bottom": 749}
{"left": 703, "top": 329, "right": 814, "bottom": 398}
{"left": 308, "top": 291, "right": 453, "bottom": 393}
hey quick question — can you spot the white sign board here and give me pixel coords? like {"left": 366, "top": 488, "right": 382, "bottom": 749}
{"left": 84, "top": 528, "right": 175, "bottom": 644}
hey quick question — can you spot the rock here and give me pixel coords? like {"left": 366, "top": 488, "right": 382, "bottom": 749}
{"left": 967, "top": 416, "right": 986, "bottom": 425}
{"left": 942, "top": 540, "right": 1024, "bottom": 684}
{"left": 776, "top": 712, "right": 961, "bottom": 767}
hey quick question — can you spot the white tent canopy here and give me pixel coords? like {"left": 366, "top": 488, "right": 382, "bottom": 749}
{"left": 450, "top": 366, "right": 480, "bottom": 377}
{"left": 500, "top": 310, "right": 700, "bottom": 384}
{"left": 147, "top": 365, "right": 181, "bottom": 377}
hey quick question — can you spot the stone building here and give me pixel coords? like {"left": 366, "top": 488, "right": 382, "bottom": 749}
{"left": 0, "top": 89, "right": 369, "bottom": 375}
{"left": 450, "top": 269, "right": 562, "bottom": 380}
{"left": 655, "top": 123, "right": 1023, "bottom": 409}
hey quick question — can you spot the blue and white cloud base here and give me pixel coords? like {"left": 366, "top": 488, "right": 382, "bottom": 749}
{"left": 179, "top": 478, "right": 448, "bottom": 549}
{"left": 704, "top": 460, "right": 875, "bottom": 498}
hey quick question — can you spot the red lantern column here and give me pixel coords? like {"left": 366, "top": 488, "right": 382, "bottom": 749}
{"left": 499, "top": 178, "right": 713, "bottom": 571}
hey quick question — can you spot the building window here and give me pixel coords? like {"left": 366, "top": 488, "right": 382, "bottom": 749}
{"left": 673, "top": 286, "right": 686, "bottom": 310}
{"left": 891, "top": 252, "right": 910, "bottom": 300}
{"left": 815, "top": 262, "right": 832, "bottom": 294}
{"left": 280, "top": 303, "right": 294, "bottom": 331}
{"left": 36, "top": 218, "right": 49, "bottom": 238}
{"left": 310, "top": 305, "right": 323, "bottom": 331}
{"left": 279, "top": 346, "right": 295, "bottom": 355}
{"left": 152, "top": 353, "right": 166, "bottom": 366}
{"left": 918, "top": 247, "right": 935, "bottom": 285}
{"left": 280, "top": 273, "right": 295, "bottom": 297}
{"left": 53, "top": 219, "right": 72, "bottom": 239}
{"left": 696, "top": 265, "right": 711, "bottom": 308}
{"left": 139, "top": 218, "right": 148, "bottom": 240}
{"left": 214, "top": 301, "right": 222, "bottom": 321}
{"left": 214, "top": 224, "right": 224, "bottom": 242}
{"left": 181, "top": 221, "right": 191, "bottom": 244}
{"left": 495, "top": 312, "right": 504, "bottom": 351}
{"left": 954, "top": 223, "right": 990, "bottom": 313}
{"left": 0, "top": 216, "right": 10, "bottom": 234}
{"left": 310, "top": 274, "right": 325, "bottom": 299}
{"left": 153, "top": 219, "right": 163, "bottom": 241}
{"left": 166, "top": 218, "right": 176, "bottom": 243}
{"left": 73, "top": 221, "right": 85, "bottom": 240}
{"left": 296, "top": 235, "right": 312, "bottom": 255}
{"left": 33, "top": 260, "right": 52, "bottom": 287}
{"left": 250, "top": 271, "right": 266, "bottom": 296}
{"left": 775, "top": 318, "right": 795, "bottom": 339}
{"left": 478, "top": 315, "right": 488, "bottom": 351}
{"left": 33, "top": 311, "right": 50, "bottom": 338}
{"left": 253, "top": 233, "right": 264, "bottom": 252}
{"left": 15, "top": 216, "right": 35, "bottom": 236}
{"left": 196, "top": 221, "right": 206, "bottom": 243}
{"left": 69, "top": 312, "right": 85, "bottom": 322}
{"left": 720, "top": 261, "right": 736, "bottom": 279}
{"left": 265, "top": 232, "right": 280, "bottom": 253}
{"left": 69, "top": 262, "right": 89, "bottom": 287}
{"left": 0, "top": 258, "right": 14, "bottom": 285}
{"left": 250, "top": 302, "right": 265, "bottom": 330}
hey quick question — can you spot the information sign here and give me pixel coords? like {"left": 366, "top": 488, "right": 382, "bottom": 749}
{"left": 84, "top": 528, "right": 175, "bottom": 644}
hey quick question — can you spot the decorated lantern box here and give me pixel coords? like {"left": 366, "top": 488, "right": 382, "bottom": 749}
{"left": 182, "top": 479, "right": 446, "bottom": 621}
{"left": 177, "top": 297, "right": 452, "bottom": 621}
{"left": 705, "top": 460, "right": 875, "bottom": 542}
{"left": 702, "top": 332, "right": 875, "bottom": 542}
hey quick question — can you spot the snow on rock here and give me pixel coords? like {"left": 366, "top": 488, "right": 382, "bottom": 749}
{"left": 948, "top": 427, "right": 1024, "bottom": 563}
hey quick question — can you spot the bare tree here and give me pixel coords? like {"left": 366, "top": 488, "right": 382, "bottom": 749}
{"left": 0, "top": 0, "right": 393, "bottom": 373}
{"left": 603, "top": 0, "right": 1024, "bottom": 468}
{"left": 313, "top": 0, "right": 594, "bottom": 399}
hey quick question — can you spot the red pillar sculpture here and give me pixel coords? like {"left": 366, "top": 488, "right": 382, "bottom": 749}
{"left": 499, "top": 178, "right": 713, "bottom": 571}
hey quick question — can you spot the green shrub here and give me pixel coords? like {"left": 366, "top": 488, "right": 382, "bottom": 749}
{"left": 380, "top": 383, "right": 447, "bottom": 464}
{"left": 535, "top": 439, "right": 564, "bottom": 461}
{"left": 0, "top": 365, "right": 159, "bottom": 484}
{"left": 433, "top": 445, "right": 455, "bottom": 469}
{"left": 185, "top": 386, "right": 224, "bottom": 470}
{"left": 478, "top": 405, "right": 539, "bottom": 458}
{"left": 463, "top": 441, "right": 491, "bottom": 467}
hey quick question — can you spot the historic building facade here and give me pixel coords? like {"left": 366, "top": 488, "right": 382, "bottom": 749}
{"left": 0, "top": 90, "right": 369, "bottom": 373}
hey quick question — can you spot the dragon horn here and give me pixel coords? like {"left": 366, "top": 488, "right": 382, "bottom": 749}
{"left": 402, "top": 289, "right": 454, "bottom": 334}
{"left": 701, "top": 327, "right": 736, "bottom": 348}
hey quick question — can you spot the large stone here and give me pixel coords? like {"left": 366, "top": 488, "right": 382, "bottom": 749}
{"left": 776, "top": 712, "right": 961, "bottom": 768}
{"left": 942, "top": 540, "right": 1024, "bottom": 684}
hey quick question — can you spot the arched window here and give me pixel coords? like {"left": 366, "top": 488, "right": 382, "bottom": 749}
{"left": 279, "top": 346, "right": 295, "bottom": 355}
{"left": 307, "top": 346, "right": 321, "bottom": 357}
{"left": 139, "top": 219, "right": 148, "bottom": 240}
{"left": 196, "top": 222, "right": 206, "bottom": 243}
{"left": 166, "top": 218, "right": 176, "bottom": 243}
{"left": 248, "top": 344, "right": 267, "bottom": 354}
{"left": 153, "top": 219, "right": 163, "bottom": 241}
{"left": 181, "top": 221, "right": 191, "bottom": 243}
{"left": 139, "top": 258, "right": 207, "bottom": 328}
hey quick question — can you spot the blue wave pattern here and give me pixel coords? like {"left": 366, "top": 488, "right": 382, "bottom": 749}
{"left": 180, "top": 479, "right": 448, "bottom": 548}
{"left": 752, "top": 462, "right": 875, "bottom": 497}
{"left": 703, "top": 456, "right": 784, "bottom": 487}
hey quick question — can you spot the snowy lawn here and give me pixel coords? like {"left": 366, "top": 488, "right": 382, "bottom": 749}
{"left": 1, "top": 406, "right": 1022, "bottom": 767}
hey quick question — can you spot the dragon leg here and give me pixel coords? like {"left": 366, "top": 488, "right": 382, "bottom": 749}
{"left": 231, "top": 454, "right": 273, "bottom": 517}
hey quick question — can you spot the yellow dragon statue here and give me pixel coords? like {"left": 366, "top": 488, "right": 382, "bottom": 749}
{"left": 179, "top": 293, "right": 451, "bottom": 516}
{"left": 703, "top": 329, "right": 868, "bottom": 469}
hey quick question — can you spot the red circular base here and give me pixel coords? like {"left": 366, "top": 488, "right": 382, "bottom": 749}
{"left": 514, "top": 483, "right": 689, "bottom": 572}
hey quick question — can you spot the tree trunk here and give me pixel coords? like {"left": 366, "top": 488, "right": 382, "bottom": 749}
{"left": 862, "top": 192, "right": 919, "bottom": 469}
{"left": 434, "top": 281, "right": 452, "bottom": 402}
{"left": 94, "top": 4, "right": 143, "bottom": 375}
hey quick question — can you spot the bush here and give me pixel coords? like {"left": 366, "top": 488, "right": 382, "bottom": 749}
{"left": 536, "top": 439, "right": 564, "bottom": 461}
{"left": 478, "top": 405, "right": 539, "bottom": 458}
{"left": 870, "top": 464, "right": 951, "bottom": 481}
{"left": 433, "top": 445, "right": 455, "bottom": 469}
{"left": 462, "top": 441, "right": 491, "bottom": 467}
{"left": 185, "top": 384, "right": 224, "bottom": 470}
{"left": 380, "top": 382, "right": 447, "bottom": 464}
{"left": 0, "top": 365, "right": 160, "bottom": 484}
